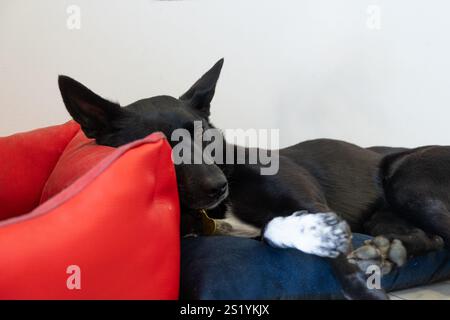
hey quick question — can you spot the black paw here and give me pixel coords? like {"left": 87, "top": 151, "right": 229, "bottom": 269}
{"left": 348, "top": 236, "right": 407, "bottom": 274}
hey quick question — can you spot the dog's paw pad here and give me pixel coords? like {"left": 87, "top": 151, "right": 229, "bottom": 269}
{"left": 263, "top": 211, "right": 352, "bottom": 258}
{"left": 350, "top": 244, "right": 380, "bottom": 260}
{"left": 388, "top": 239, "right": 407, "bottom": 267}
{"left": 349, "top": 236, "right": 407, "bottom": 275}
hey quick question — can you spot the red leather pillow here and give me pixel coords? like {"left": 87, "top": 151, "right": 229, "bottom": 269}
{"left": 0, "top": 129, "right": 180, "bottom": 299}
{"left": 0, "top": 121, "right": 80, "bottom": 221}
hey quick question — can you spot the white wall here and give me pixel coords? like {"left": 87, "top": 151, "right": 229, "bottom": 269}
{"left": 1, "top": 0, "right": 450, "bottom": 148}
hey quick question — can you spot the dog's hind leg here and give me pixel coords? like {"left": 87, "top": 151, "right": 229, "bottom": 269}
{"left": 364, "top": 209, "right": 444, "bottom": 255}
{"left": 391, "top": 198, "right": 450, "bottom": 246}
{"left": 349, "top": 208, "right": 444, "bottom": 274}
{"left": 380, "top": 146, "right": 450, "bottom": 248}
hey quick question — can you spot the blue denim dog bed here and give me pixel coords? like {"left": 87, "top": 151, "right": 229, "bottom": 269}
{"left": 180, "top": 234, "right": 450, "bottom": 299}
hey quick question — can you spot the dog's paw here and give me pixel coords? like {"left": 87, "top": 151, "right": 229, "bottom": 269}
{"left": 348, "top": 236, "right": 407, "bottom": 275}
{"left": 263, "top": 211, "right": 352, "bottom": 258}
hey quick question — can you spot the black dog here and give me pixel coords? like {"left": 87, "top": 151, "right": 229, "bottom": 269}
{"left": 58, "top": 59, "right": 450, "bottom": 299}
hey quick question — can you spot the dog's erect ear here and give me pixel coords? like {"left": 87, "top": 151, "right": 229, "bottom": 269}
{"left": 58, "top": 75, "right": 123, "bottom": 139}
{"left": 180, "top": 58, "right": 224, "bottom": 117}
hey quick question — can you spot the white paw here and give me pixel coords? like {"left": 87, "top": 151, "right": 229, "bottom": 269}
{"left": 263, "top": 211, "right": 352, "bottom": 258}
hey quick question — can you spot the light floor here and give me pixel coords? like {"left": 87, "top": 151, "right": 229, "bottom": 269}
{"left": 389, "top": 280, "right": 450, "bottom": 300}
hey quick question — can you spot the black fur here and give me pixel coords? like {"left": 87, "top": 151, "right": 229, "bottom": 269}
{"left": 58, "top": 59, "right": 450, "bottom": 300}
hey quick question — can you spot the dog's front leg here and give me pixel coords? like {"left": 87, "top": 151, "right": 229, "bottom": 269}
{"left": 262, "top": 211, "right": 388, "bottom": 300}
{"left": 263, "top": 211, "right": 351, "bottom": 258}
{"left": 327, "top": 255, "right": 388, "bottom": 300}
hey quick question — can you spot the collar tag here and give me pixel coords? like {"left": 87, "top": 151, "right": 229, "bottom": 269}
{"left": 199, "top": 209, "right": 217, "bottom": 235}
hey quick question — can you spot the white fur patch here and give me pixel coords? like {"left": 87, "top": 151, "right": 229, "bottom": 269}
{"left": 214, "top": 205, "right": 261, "bottom": 238}
{"left": 263, "top": 211, "right": 351, "bottom": 258}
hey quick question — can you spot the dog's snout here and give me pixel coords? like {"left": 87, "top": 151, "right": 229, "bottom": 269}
{"left": 209, "top": 181, "right": 228, "bottom": 197}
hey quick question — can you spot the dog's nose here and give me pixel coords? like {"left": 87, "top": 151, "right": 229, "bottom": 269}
{"left": 209, "top": 182, "right": 228, "bottom": 198}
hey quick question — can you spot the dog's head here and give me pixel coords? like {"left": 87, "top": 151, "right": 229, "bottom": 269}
{"left": 58, "top": 59, "right": 228, "bottom": 211}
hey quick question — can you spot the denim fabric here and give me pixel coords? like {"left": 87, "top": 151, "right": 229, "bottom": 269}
{"left": 180, "top": 234, "right": 450, "bottom": 299}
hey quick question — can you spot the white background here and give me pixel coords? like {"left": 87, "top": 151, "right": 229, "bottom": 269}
{"left": 1, "top": 0, "right": 450, "bottom": 148}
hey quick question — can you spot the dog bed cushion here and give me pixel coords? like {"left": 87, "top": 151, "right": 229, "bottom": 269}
{"left": 180, "top": 234, "right": 450, "bottom": 299}
{"left": 0, "top": 121, "right": 80, "bottom": 221}
{"left": 0, "top": 123, "right": 180, "bottom": 299}
{"left": 39, "top": 129, "right": 116, "bottom": 203}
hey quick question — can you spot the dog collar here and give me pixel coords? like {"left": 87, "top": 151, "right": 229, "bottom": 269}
{"left": 199, "top": 209, "right": 217, "bottom": 235}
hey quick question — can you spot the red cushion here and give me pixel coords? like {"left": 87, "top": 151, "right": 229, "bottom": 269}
{"left": 0, "top": 129, "right": 180, "bottom": 299}
{"left": 40, "top": 130, "right": 115, "bottom": 203}
{"left": 0, "top": 121, "right": 80, "bottom": 221}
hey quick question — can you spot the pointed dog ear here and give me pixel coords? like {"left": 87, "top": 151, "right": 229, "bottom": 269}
{"left": 180, "top": 58, "right": 224, "bottom": 118}
{"left": 58, "top": 75, "right": 124, "bottom": 139}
